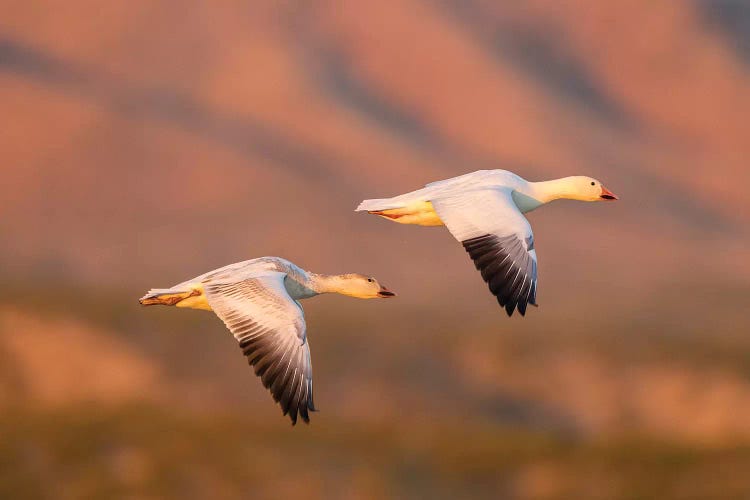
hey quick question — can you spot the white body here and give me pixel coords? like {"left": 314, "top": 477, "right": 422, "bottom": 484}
{"left": 171, "top": 257, "right": 318, "bottom": 308}
{"left": 356, "top": 169, "right": 617, "bottom": 316}
{"left": 356, "top": 169, "right": 606, "bottom": 224}
{"left": 139, "top": 256, "right": 394, "bottom": 425}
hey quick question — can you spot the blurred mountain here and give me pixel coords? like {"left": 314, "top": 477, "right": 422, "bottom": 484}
{"left": 1, "top": 2, "right": 750, "bottom": 497}
{"left": 1, "top": 0, "right": 748, "bottom": 294}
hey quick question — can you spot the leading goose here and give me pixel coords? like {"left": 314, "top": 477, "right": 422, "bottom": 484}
{"left": 356, "top": 170, "right": 618, "bottom": 316}
{"left": 139, "top": 257, "right": 396, "bottom": 425}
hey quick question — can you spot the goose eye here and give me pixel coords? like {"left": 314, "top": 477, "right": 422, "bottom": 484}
{"left": 591, "top": 182, "right": 596, "bottom": 186}
{"left": 367, "top": 278, "right": 373, "bottom": 283}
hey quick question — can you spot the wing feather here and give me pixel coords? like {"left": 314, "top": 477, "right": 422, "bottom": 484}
{"left": 202, "top": 272, "right": 315, "bottom": 425}
{"left": 432, "top": 189, "right": 539, "bottom": 317}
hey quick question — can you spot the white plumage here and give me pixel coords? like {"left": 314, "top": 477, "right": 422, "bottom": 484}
{"left": 139, "top": 256, "right": 395, "bottom": 425}
{"left": 357, "top": 170, "right": 618, "bottom": 316}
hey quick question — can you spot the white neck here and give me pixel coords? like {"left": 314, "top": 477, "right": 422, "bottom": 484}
{"left": 307, "top": 273, "right": 348, "bottom": 295}
{"left": 529, "top": 176, "right": 592, "bottom": 204}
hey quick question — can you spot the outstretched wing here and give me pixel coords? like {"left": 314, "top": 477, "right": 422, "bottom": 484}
{"left": 202, "top": 271, "right": 315, "bottom": 424}
{"left": 432, "top": 188, "right": 538, "bottom": 316}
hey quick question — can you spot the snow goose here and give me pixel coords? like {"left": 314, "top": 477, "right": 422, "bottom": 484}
{"left": 356, "top": 170, "right": 618, "bottom": 316}
{"left": 139, "top": 256, "right": 396, "bottom": 425}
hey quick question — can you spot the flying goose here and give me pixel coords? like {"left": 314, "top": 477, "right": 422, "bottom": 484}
{"left": 139, "top": 256, "right": 396, "bottom": 425}
{"left": 357, "top": 170, "right": 618, "bottom": 316}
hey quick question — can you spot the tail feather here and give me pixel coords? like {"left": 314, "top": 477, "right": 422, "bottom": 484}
{"left": 139, "top": 288, "right": 197, "bottom": 306}
{"left": 355, "top": 198, "right": 405, "bottom": 212}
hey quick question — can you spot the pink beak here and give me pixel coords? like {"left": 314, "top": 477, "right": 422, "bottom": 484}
{"left": 600, "top": 185, "right": 619, "bottom": 200}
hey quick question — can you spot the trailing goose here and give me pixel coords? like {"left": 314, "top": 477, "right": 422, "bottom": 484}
{"left": 139, "top": 256, "right": 396, "bottom": 425}
{"left": 356, "top": 170, "right": 618, "bottom": 316}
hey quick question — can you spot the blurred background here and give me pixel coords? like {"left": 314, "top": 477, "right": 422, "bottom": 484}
{"left": 1, "top": 1, "right": 749, "bottom": 498}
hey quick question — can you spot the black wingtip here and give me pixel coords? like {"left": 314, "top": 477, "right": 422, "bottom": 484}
{"left": 287, "top": 407, "right": 312, "bottom": 426}
{"left": 517, "top": 301, "right": 528, "bottom": 316}
{"left": 464, "top": 234, "right": 537, "bottom": 319}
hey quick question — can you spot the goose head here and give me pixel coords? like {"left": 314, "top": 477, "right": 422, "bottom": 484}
{"left": 336, "top": 274, "right": 397, "bottom": 299}
{"left": 551, "top": 176, "right": 619, "bottom": 202}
